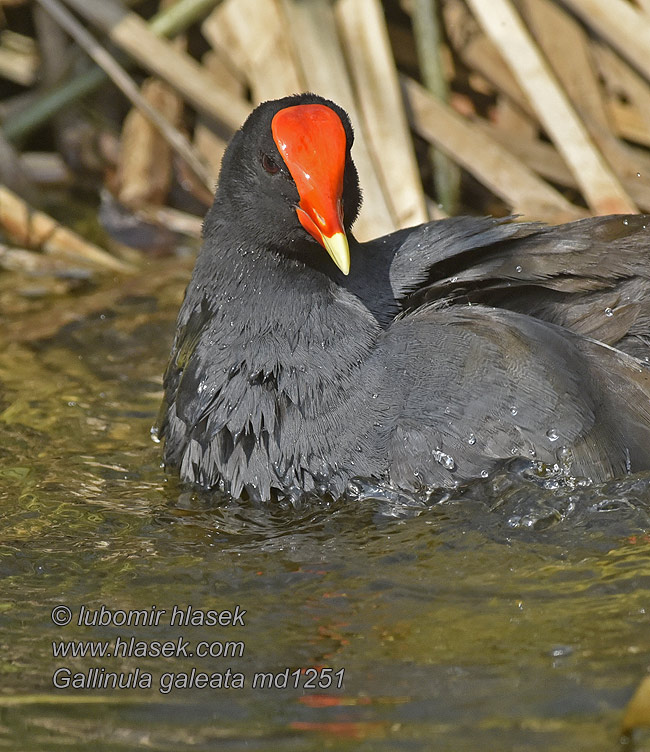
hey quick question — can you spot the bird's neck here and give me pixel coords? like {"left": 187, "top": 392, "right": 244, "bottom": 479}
{"left": 192, "top": 221, "right": 382, "bottom": 398}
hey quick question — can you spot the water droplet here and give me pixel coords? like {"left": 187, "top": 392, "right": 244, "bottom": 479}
{"left": 371, "top": 393, "right": 378, "bottom": 399}
{"left": 550, "top": 645, "right": 573, "bottom": 658}
{"left": 637, "top": 172, "right": 642, "bottom": 178}
{"left": 546, "top": 428, "right": 559, "bottom": 442}
{"left": 623, "top": 218, "right": 629, "bottom": 226}
{"left": 605, "top": 307, "right": 614, "bottom": 317}
{"left": 510, "top": 406, "right": 518, "bottom": 416}
{"left": 433, "top": 449, "right": 455, "bottom": 471}
{"left": 480, "top": 469, "right": 489, "bottom": 478}
{"left": 515, "top": 265, "right": 522, "bottom": 273}
{"left": 467, "top": 433, "right": 476, "bottom": 445}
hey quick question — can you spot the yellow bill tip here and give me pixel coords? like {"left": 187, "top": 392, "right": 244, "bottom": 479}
{"left": 321, "top": 231, "right": 350, "bottom": 275}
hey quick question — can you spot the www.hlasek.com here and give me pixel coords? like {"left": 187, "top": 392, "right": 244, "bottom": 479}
{"left": 50, "top": 604, "right": 345, "bottom": 694}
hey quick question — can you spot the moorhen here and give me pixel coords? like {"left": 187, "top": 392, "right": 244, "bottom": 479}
{"left": 158, "top": 93, "right": 650, "bottom": 502}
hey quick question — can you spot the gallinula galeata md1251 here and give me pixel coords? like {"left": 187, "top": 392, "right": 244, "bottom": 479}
{"left": 158, "top": 93, "right": 650, "bottom": 502}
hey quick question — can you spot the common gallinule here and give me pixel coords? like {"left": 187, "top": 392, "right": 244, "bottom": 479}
{"left": 158, "top": 93, "right": 650, "bottom": 502}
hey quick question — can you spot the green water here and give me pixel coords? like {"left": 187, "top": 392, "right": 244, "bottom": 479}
{"left": 1, "top": 258, "right": 649, "bottom": 750}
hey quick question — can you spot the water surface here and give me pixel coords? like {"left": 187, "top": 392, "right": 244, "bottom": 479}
{"left": 1, "top": 258, "right": 649, "bottom": 750}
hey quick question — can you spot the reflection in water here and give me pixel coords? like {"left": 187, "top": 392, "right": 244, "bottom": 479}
{"left": 0, "top": 264, "right": 649, "bottom": 751}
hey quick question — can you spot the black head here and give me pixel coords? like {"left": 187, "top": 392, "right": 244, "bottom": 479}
{"left": 207, "top": 93, "right": 362, "bottom": 275}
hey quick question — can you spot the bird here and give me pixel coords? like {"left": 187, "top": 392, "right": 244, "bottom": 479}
{"left": 157, "top": 92, "right": 650, "bottom": 503}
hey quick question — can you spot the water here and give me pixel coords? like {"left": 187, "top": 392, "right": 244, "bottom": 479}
{"left": 1, "top": 258, "right": 649, "bottom": 750}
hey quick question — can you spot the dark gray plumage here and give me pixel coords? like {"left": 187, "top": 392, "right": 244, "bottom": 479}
{"left": 158, "top": 95, "right": 650, "bottom": 502}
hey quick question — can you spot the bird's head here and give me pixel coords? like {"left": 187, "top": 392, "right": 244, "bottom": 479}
{"left": 213, "top": 93, "right": 362, "bottom": 275}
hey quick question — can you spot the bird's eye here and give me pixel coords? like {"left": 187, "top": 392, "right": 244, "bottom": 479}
{"left": 261, "top": 153, "right": 280, "bottom": 174}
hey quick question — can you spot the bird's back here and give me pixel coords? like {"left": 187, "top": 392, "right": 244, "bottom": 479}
{"left": 372, "top": 305, "right": 650, "bottom": 491}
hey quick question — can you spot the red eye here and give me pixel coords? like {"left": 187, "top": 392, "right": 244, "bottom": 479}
{"left": 262, "top": 153, "right": 280, "bottom": 174}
